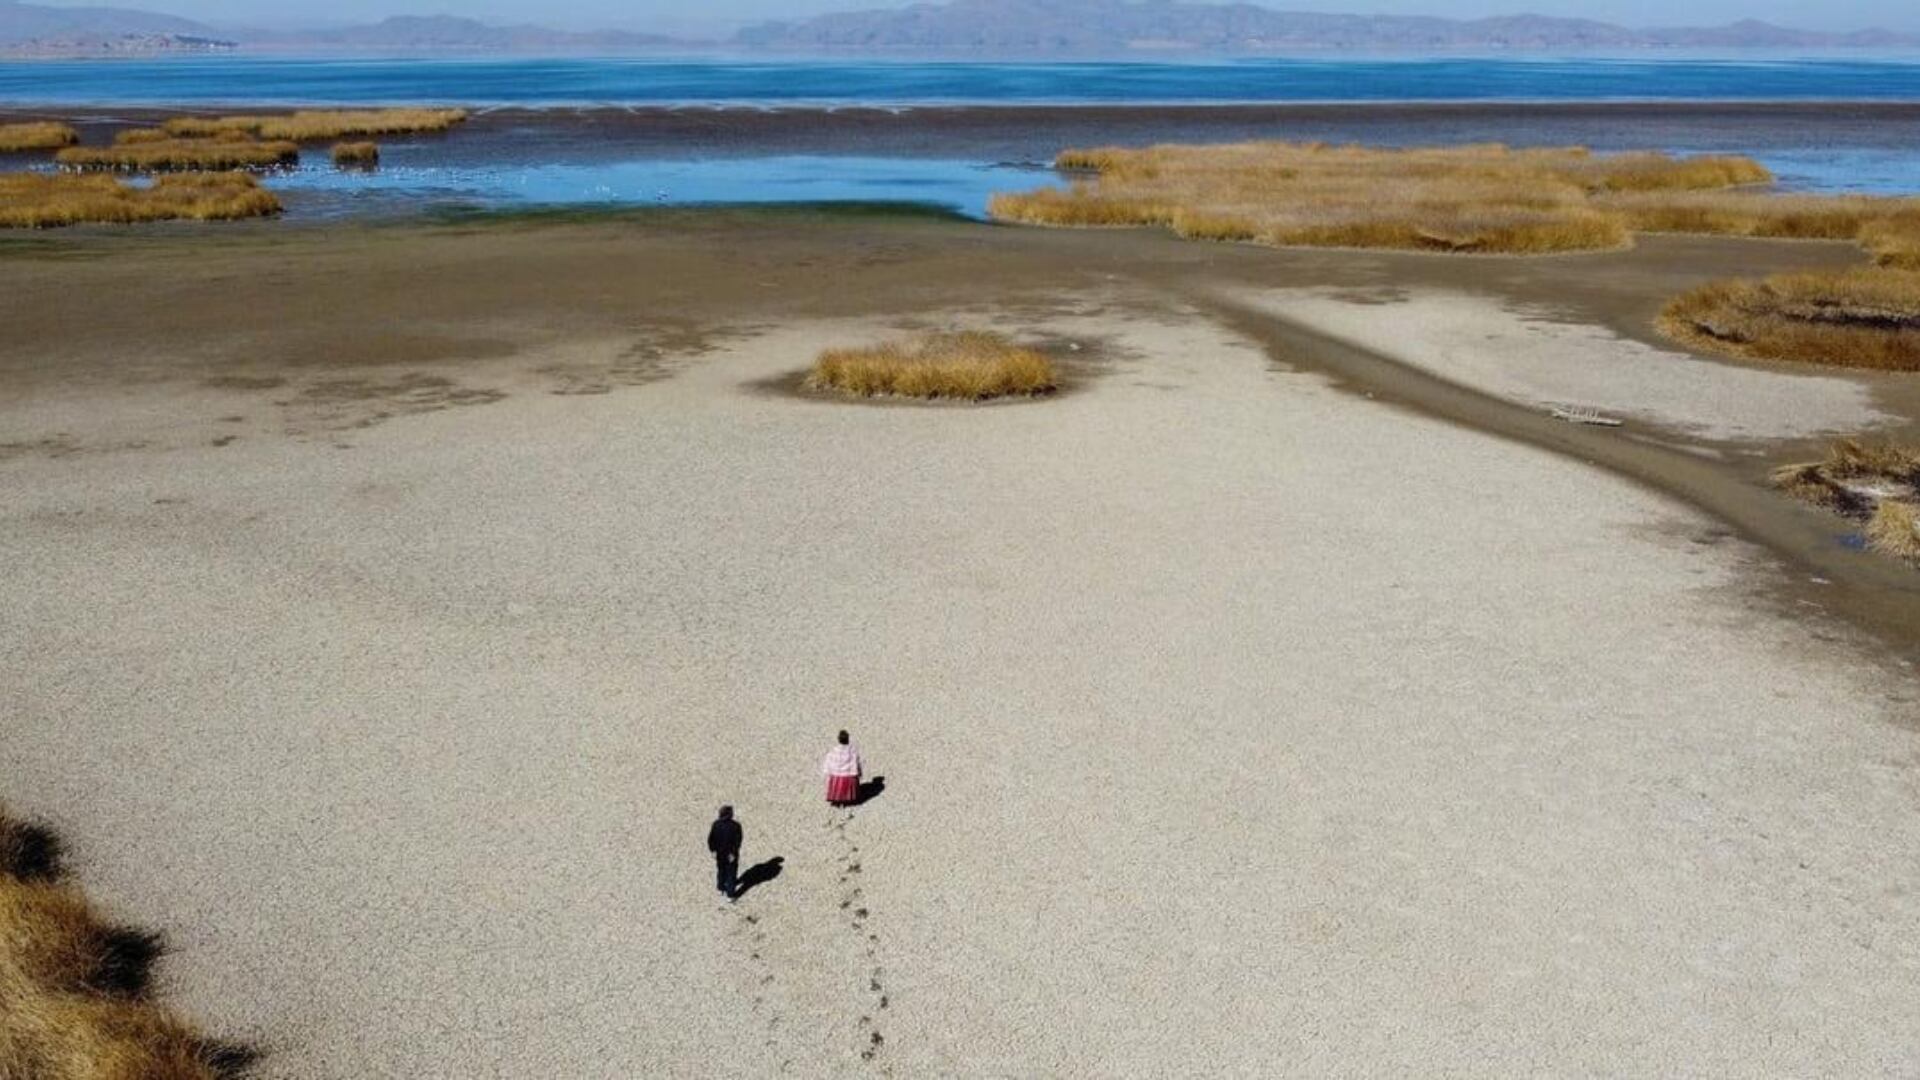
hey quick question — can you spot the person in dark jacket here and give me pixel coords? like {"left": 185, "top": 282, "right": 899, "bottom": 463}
{"left": 708, "top": 806, "right": 743, "bottom": 899}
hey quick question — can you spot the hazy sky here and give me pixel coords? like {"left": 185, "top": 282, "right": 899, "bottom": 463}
{"left": 58, "top": 0, "right": 1917, "bottom": 35}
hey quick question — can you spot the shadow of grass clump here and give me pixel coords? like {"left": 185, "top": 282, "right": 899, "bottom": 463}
{"left": 0, "top": 802, "right": 258, "bottom": 1079}
{"left": 1, "top": 814, "right": 65, "bottom": 881}
{"left": 90, "top": 925, "right": 167, "bottom": 998}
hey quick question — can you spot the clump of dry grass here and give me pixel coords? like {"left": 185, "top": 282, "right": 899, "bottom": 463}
{"left": 1770, "top": 461, "right": 1849, "bottom": 511}
{"left": 1599, "top": 190, "right": 1920, "bottom": 240}
{"left": 992, "top": 141, "right": 1770, "bottom": 255}
{"left": 1659, "top": 267, "right": 1920, "bottom": 372}
{"left": 112, "top": 127, "right": 178, "bottom": 146}
{"left": 1576, "top": 152, "right": 1773, "bottom": 193}
{"left": 0, "top": 989, "right": 242, "bottom": 1080}
{"left": 807, "top": 331, "right": 1058, "bottom": 400}
{"left": 0, "top": 804, "right": 250, "bottom": 1079}
{"left": 0, "top": 172, "right": 281, "bottom": 228}
{"left": 56, "top": 135, "right": 299, "bottom": 172}
{"left": 1861, "top": 215, "right": 1920, "bottom": 269}
{"left": 113, "top": 128, "right": 260, "bottom": 148}
{"left": 1771, "top": 439, "right": 1920, "bottom": 558}
{"left": 0, "top": 878, "right": 162, "bottom": 998}
{"left": 1818, "top": 438, "right": 1920, "bottom": 482}
{"left": 1867, "top": 499, "right": 1920, "bottom": 558}
{"left": 1770, "top": 439, "right": 1920, "bottom": 511}
{"left": 330, "top": 141, "right": 379, "bottom": 167}
{"left": 0, "top": 122, "right": 79, "bottom": 152}
{"left": 164, "top": 107, "right": 467, "bottom": 142}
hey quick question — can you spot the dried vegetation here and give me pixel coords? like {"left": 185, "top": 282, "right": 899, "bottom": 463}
{"left": 991, "top": 142, "right": 1777, "bottom": 254}
{"left": 0, "top": 804, "right": 252, "bottom": 1079}
{"left": 0, "top": 122, "right": 79, "bottom": 152}
{"left": 1660, "top": 267, "right": 1920, "bottom": 372}
{"left": 0, "top": 172, "right": 281, "bottom": 228}
{"left": 330, "top": 141, "right": 380, "bottom": 167}
{"left": 1771, "top": 440, "right": 1920, "bottom": 559}
{"left": 807, "top": 331, "right": 1058, "bottom": 400}
{"left": 162, "top": 108, "right": 467, "bottom": 142}
{"left": 56, "top": 133, "right": 299, "bottom": 172}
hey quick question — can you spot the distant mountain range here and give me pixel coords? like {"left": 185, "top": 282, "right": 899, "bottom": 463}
{"left": 241, "top": 15, "right": 678, "bottom": 52}
{"left": 3, "top": 0, "right": 1917, "bottom": 57}
{"left": 0, "top": 3, "right": 676, "bottom": 54}
{"left": 0, "top": 0, "right": 200, "bottom": 41}
{"left": 737, "top": 0, "right": 1920, "bottom": 52}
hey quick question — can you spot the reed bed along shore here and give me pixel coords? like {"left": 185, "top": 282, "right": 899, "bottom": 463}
{"left": 1659, "top": 267, "right": 1920, "bottom": 372}
{"left": 331, "top": 141, "right": 379, "bottom": 167}
{"left": 0, "top": 805, "right": 250, "bottom": 1080}
{"left": 163, "top": 108, "right": 468, "bottom": 142}
{"left": 56, "top": 133, "right": 299, "bottom": 172}
{"left": 0, "top": 121, "right": 79, "bottom": 152}
{"left": 999, "top": 139, "right": 1920, "bottom": 370}
{"left": 993, "top": 141, "right": 1920, "bottom": 259}
{"left": 1598, "top": 190, "right": 1920, "bottom": 245}
{"left": 1771, "top": 440, "right": 1920, "bottom": 558}
{"left": 0, "top": 173, "right": 280, "bottom": 228}
{"left": 807, "top": 331, "right": 1058, "bottom": 400}
{"left": 991, "top": 142, "right": 1777, "bottom": 255}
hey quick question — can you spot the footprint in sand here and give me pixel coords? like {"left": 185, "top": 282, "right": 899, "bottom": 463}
{"left": 831, "top": 818, "right": 892, "bottom": 1071}
{"left": 733, "top": 908, "right": 788, "bottom": 1060}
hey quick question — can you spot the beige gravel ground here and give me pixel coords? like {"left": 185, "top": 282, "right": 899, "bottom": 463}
{"left": 4, "top": 265, "right": 1920, "bottom": 1075}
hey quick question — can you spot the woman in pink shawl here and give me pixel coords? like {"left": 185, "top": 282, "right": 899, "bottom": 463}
{"left": 822, "top": 730, "right": 862, "bottom": 807}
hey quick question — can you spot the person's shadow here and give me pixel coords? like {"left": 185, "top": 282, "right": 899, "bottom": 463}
{"left": 853, "top": 775, "right": 886, "bottom": 807}
{"left": 733, "top": 856, "right": 784, "bottom": 898}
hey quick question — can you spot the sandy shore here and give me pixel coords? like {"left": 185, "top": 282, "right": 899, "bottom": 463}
{"left": 3, "top": 214, "right": 1919, "bottom": 1075}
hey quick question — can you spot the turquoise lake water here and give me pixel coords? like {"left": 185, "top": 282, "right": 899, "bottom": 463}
{"left": 4, "top": 57, "right": 1918, "bottom": 218}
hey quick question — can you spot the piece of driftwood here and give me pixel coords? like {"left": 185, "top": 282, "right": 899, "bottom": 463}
{"left": 1550, "top": 405, "right": 1623, "bottom": 427}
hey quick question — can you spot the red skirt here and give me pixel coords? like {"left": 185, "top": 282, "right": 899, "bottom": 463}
{"left": 826, "top": 773, "right": 860, "bottom": 804}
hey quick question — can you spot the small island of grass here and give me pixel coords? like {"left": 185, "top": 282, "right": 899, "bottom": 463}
{"left": 56, "top": 132, "right": 300, "bottom": 172}
{"left": 331, "top": 141, "right": 380, "bottom": 168}
{"left": 990, "top": 140, "right": 1920, "bottom": 262}
{"left": 989, "top": 142, "right": 1780, "bottom": 255}
{"left": 163, "top": 108, "right": 468, "bottom": 142}
{"left": 806, "top": 331, "right": 1058, "bottom": 401}
{"left": 0, "top": 172, "right": 281, "bottom": 228}
{"left": 1660, "top": 267, "right": 1920, "bottom": 373}
{"left": 0, "top": 122, "right": 79, "bottom": 153}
